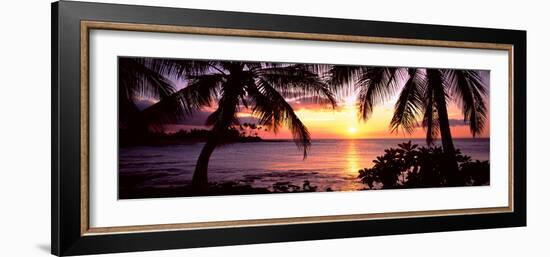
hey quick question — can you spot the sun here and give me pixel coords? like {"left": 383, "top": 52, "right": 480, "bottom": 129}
{"left": 347, "top": 127, "right": 358, "bottom": 134}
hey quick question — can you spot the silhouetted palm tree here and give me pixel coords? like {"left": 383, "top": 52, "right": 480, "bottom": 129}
{"left": 131, "top": 59, "right": 336, "bottom": 192}
{"left": 118, "top": 58, "right": 177, "bottom": 133}
{"left": 328, "top": 66, "right": 487, "bottom": 178}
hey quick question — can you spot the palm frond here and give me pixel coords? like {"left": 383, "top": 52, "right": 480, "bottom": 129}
{"left": 444, "top": 70, "right": 488, "bottom": 137}
{"left": 295, "top": 63, "right": 332, "bottom": 76}
{"left": 324, "top": 65, "right": 366, "bottom": 97}
{"left": 144, "top": 58, "right": 223, "bottom": 80}
{"left": 357, "top": 67, "right": 406, "bottom": 121}
{"left": 390, "top": 68, "right": 425, "bottom": 134}
{"left": 247, "top": 79, "right": 311, "bottom": 158}
{"left": 119, "top": 58, "right": 176, "bottom": 100}
{"left": 244, "top": 62, "right": 262, "bottom": 72}
{"left": 142, "top": 73, "right": 222, "bottom": 125}
{"left": 257, "top": 65, "right": 337, "bottom": 108}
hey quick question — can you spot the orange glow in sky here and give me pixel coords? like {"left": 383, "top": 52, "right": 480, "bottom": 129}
{"left": 251, "top": 93, "right": 490, "bottom": 140}
{"left": 165, "top": 93, "right": 490, "bottom": 140}
{"left": 162, "top": 78, "right": 490, "bottom": 140}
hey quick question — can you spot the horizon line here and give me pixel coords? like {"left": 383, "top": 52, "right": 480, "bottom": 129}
{"left": 263, "top": 137, "right": 490, "bottom": 141}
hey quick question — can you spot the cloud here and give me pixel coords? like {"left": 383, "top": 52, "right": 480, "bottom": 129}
{"left": 173, "top": 110, "right": 211, "bottom": 126}
{"left": 286, "top": 96, "right": 342, "bottom": 111}
{"left": 133, "top": 98, "right": 157, "bottom": 111}
{"left": 415, "top": 118, "right": 468, "bottom": 128}
{"left": 448, "top": 119, "right": 469, "bottom": 126}
{"left": 172, "top": 109, "right": 259, "bottom": 126}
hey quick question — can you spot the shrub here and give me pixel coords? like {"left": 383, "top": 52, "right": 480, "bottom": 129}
{"left": 358, "top": 141, "right": 489, "bottom": 189}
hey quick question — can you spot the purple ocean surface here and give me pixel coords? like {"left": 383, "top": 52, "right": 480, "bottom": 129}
{"left": 119, "top": 138, "right": 489, "bottom": 192}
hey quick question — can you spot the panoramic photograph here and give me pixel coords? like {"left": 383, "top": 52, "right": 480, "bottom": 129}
{"left": 118, "top": 57, "right": 490, "bottom": 199}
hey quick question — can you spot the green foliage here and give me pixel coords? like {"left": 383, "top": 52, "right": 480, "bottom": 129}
{"left": 358, "top": 141, "right": 489, "bottom": 189}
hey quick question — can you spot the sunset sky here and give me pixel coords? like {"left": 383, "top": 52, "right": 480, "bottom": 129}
{"left": 153, "top": 69, "right": 490, "bottom": 140}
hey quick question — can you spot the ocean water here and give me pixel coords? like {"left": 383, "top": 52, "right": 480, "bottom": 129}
{"left": 119, "top": 138, "right": 489, "bottom": 192}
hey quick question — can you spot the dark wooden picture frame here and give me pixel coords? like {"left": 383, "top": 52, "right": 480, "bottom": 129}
{"left": 52, "top": 1, "right": 526, "bottom": 256}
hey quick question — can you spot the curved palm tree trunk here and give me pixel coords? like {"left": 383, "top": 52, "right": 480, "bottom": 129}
{"left": 192, "top": 136, "right": 218, "bottom": 193}
{"left": 429, "top": 69, "right": 460, "bottom": 184}
{"left": 434, "top": 92, "right": 460, "bottom": 174}
{"left": 191, "top": 65, "right": 244, "bottom": 194}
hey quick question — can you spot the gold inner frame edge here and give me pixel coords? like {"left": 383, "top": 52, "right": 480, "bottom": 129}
{"left": 80, "top": 20, "right": 514, "bottom": 236}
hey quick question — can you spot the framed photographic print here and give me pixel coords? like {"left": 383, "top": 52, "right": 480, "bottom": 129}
{"left": 51, "top": 1, "right": 526, "bottom": 256}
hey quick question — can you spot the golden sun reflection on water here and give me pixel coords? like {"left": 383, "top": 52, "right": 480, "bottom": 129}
{"left": 345, "top": 140, "right": 360, "bottom": 175}
{"left": 339, "top": 139, "right": 364, "bottom": 191}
